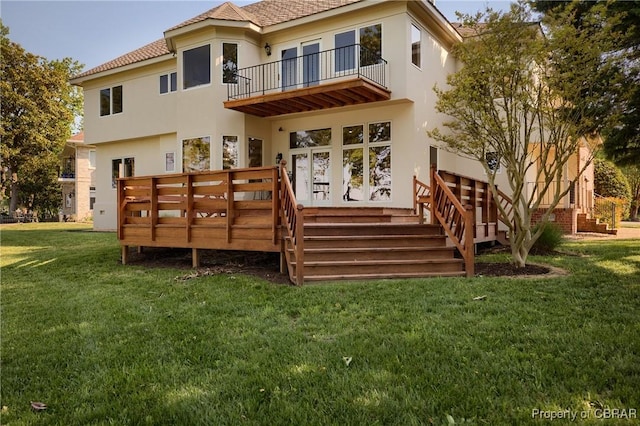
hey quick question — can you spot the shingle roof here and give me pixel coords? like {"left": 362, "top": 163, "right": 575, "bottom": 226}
{"left": 73, "top": 0, "right": 370, "bottom": 81}
{"left": 242, "top": 0, "right": 362, "bottom": 27}
{"left": 75, "top": 38, "right": 170, "bottom": 79}
{"left": 68, "top": 132, "right": 84, "bottom": 142}
{"left": 450, "top": 22, "right": 488, "bottom": 38}
{"left": 168, "top": 1, "right": 260, "bottom": 31}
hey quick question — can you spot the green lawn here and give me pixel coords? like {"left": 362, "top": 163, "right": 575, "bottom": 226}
{"left": 2, "top": 223, "right": 639, "bottom": 425}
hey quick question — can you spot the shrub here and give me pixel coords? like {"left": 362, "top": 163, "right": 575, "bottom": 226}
{"left": 532, "top": 221, "right": 564, "bottom": 254}
{"left": 594, "top": 197, "right": 628, "bottom": 229}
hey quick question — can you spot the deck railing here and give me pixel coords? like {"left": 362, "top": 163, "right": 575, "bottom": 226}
{"left": 117, "top": 166, "right": 280, "bottom": 265}
{"left": 430, "top": 166, "right": 475, "bottom": 277}
{"left": 227, "top": 44, "right": 387, "bottom": 100}
{"left": 279, "top": 161, "right": 304, "bottom": 285}
{"left": 413, "top": 175, "right": 431, "bottom": 224}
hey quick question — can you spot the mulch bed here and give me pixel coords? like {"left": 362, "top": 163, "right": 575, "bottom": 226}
{"left": 127, "top": 247, "right": 553, "bottom": 284}
{"left": 474, "top": 262, "right": 550, "bottom": 277}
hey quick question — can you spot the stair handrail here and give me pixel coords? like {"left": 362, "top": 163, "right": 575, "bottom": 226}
{"left": 413, "top": 175, "right": 431, "bottom": 224}
{"left": 430, "top": 167, "right": 475, "bottom": 277}
{"left": 495, "top": 188, "right": 514, "bottom": 230}
{"left": 279, "top": 160, "right": 304, "bottom": 285}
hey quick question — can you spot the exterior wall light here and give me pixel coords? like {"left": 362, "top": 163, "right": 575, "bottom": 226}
{"left": 264, "top": 43, "right": 272, "bottom": 56}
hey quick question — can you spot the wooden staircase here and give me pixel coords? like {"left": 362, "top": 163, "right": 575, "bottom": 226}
{"left": 282, "top": 209, "right": 465, "bottom": 283}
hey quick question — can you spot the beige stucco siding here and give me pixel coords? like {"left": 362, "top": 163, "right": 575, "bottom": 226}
{"left": 83, "top": 61, "right": 177, "bottom": 145}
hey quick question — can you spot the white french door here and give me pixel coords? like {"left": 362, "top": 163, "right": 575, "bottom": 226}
{"left": 291, "top": 149, "right": 331, "bottom": 205}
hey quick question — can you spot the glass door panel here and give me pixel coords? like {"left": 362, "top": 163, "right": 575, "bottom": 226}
{"left": 302, "top": 42, "right": 320, "bottom": 87}
{"left": 282, "top": 47, "right": 297, "bottom": 91}
{"left": 292, "top": 153, "right": 309, "bottom": 201}
{"left": 312, "top": 151, "right": 331, "bottom": 202}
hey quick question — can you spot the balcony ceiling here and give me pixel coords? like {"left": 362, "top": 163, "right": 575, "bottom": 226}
{"left": 223, "top": 78, "right": 391, "bottom": 118}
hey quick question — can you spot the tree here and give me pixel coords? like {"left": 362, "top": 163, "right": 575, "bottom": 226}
{"left": 594, "top": 158, "right": 631, "bottom": 200}
{"left": 531, "top": 1, "right": 640, "bottom": 166}
{"left": 0, "top": 22, "right": 83, "bottom": 217}
{"left": 428, "top": 2, "right": 612, "bottom": 267}
{"left": 621, "top": 164, "right": 640, "bottom": 220}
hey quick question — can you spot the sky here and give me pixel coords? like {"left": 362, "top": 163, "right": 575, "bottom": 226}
{"left": 2, "top": 0, "right": 513, "bottom": 72}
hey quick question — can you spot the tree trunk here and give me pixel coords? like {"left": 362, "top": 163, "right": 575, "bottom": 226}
{"left": 9, "top": 180, "right": 19, "bottom": 214}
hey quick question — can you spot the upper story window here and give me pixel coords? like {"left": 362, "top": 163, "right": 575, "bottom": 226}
{"left": 336, "top": 23, "right": 383, "bottom": 71}
{"left": 183, "top": 45, "right": 211, "bottom": 89}
{"left": 360, "top": 24, "right": 382, "bottom": 66}
{"left": 411, "top": 24, "right": 421, "bottom": 68}
{"left": 89, "top": 150, "right": 96, "bottom": 169}
{"left": 335, "top": 30, "right": 356, "bottom": 72}
{"left": 222, "top": 43, "right": 238, "bottom": 84}
{"left": 160, "top": 72, "right": 177, "bottom": 94}
{"left": 100, "top": 85, "right": 122, "bottom": 116}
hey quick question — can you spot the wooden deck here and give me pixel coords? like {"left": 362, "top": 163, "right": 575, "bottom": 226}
{"left": 118, "top": 164, "right": 511, "bottom": 284}
{"left": 118, "top": 166, "right": 281, "bottom": 266}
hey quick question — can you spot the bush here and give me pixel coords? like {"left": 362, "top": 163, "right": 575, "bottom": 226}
{"left": 594, "top": 197, "right": 628, "bottom": 229}
{"left": 532, "top": 221, "right": 564, "bottom": 254}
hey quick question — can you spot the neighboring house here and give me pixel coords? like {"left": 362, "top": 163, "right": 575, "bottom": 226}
{"left": 70, "top": 0, "right": 592, "bottom": 234}
{"left": 59, "top": 132, "right": 96, "bottom": 221}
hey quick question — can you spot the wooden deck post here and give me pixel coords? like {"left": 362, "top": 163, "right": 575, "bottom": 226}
{"left": 121, "top": 245, "right": 129, "bottom": 265}
{"left": 192, "top": 248, "right": 200, "bottom": 268}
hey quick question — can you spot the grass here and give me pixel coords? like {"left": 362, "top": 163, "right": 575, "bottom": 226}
{"left": 1, "top": 223, "right": 639, "bottom": 425}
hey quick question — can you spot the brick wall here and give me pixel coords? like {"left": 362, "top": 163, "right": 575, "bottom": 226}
{"left": 531, "top": 208, "right": 577, "bottom": 234}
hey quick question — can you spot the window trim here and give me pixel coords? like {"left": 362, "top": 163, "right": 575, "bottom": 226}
{"left": 411, "top": 23, "right": 421, "bottom": 69}
{"left": 222, "top": 135, "right": 239, "bottom": 170}
{"left": 159, "top": 71, "right": 177, "bottom": 95}
{"left": 334, "top": 22, "right": 384, "bottom": 72}
{"left": 221, "top": 42, "right": 238, "bottom": 84}
{"left": 111, "top": 156, "right": 135, "bottom": 189}
{"left": 181, "top": 135, "right": 211, "bottom": 172}
{"left": 182, "top": 44, "right": 212, "bottom": 91}
{"left": 341, "top": 120, "right": 392, "bottom": 203}
{"left": 99, "top": 85, "right": 123, "bottom": 117}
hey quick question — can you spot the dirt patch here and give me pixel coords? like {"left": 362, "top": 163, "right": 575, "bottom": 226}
{"left": 125, "top": 248, "right": 291, "bottom": 285}
{"left": 128, "top": 247, "right": 563, "bottom": 283}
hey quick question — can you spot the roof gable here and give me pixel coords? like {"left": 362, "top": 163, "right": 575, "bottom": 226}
{"left": 168, "top": 1, "right": 259, "bottom": 31}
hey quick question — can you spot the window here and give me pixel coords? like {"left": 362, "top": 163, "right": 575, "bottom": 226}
{"left": 160, "top": 72, "right": 177, "bottom": 94}
{"left": 411, "top": 24, "right": 421, "bottom": 67}
{"left": 89, "top": 150, "right": 96, "bottom": 169}
{"left": 360, "top": 24, "right": 382, "bottom": 67}
{"left": 342, "top": 121, "right": 391, "bottom": 202}
{"left": 222, "top": 43, "right": 238, "bottom": 84}
{"left": 183, "top": 45, "right": 211, "bottom": 89}
{"left": 485, "top": 152, "right": 501, "bottom": 174}
{"left": 222, "top": 136, "right": 239, "bottom": 169}
{"left": 248, "top": 138, "right": 263, "bottom": 168}
{"left": 289, "top": 128, "right": 332, "bottom": 148}
{"left": 111, "top": 157, "right": 134, "bottom": 188}
{"left": 335, "top": 30, "right": 355, "bottom": 72}
{"left": 100, "top": 85, "right": 123, "bottom": 116}
{"left": 165, "top": 152, "right": 175, "bottom": 172}
{"left": 182, "top": 136, "right": 210, "bottom": 172}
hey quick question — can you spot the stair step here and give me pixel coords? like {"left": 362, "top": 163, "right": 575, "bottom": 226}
{"left": 292, "top": 259, "right": 464, "bottom": 276}
{"left": 290, "top": 246, "right": 456, "bottom": 261}
{"left": 300, "top": 235, "right": 448, "bottom": 248}
{"left": 302, "top": 271, "right": 467, "bottom": 282}
{"left": 303, "top": 223, "right": 443, "bottom": 236}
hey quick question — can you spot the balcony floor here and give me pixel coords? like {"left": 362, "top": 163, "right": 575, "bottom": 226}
{"left": 224, "top": 78, "right": 391, "bottom": 117}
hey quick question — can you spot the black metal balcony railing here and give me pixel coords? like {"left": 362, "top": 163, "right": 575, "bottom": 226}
{"left": 227, "top": 44, "right": 387, "bottom": 100}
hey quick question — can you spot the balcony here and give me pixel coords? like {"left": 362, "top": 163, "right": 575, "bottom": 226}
{"left": 224, "top": 44, "right": 391, "bottom": 117}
